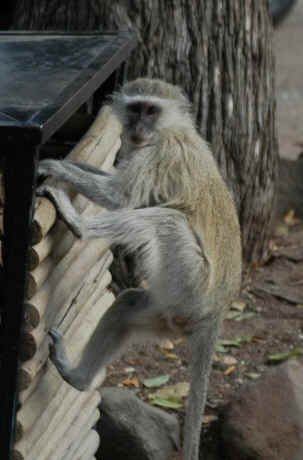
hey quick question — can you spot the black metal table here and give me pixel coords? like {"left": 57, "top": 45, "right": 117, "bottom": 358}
{"left": 0, "top": 31, "right": 136, "bottom": 459}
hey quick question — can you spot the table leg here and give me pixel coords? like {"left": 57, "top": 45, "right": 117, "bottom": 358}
{"left": 0, "top": 145, "right": 38, "bottom": 459}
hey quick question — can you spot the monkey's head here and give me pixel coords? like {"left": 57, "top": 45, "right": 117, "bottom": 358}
{"left": 111, "top": 78, "right": 193, "bottom": 148}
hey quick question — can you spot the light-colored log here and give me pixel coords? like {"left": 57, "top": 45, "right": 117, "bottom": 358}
{"left": 19, "top": 270, "right": 111, "bottom": 388}
{"left": 31, "top": 106, "right": 121, "bottom": 244}
{"left": 13, "top": 384, "right": 83, "bottom": 460}
{"left": 23, "top": 303, "right": 40, "bottom": 332}
{"left": 66, "top": 105, "right": 121, "bottom": 165}
{"left": 18, "top": 368, "right": 42, "bottom": 406}
{"left": 45, "top": 240, "right": 110, "bottom": 328}
{"left": 19, "top": 320, "right": 45, "bottom": 362}
{"left": 26, "top": 256, "right": 53, "bottom": 299}
{"left": 18, "top": 338, "right": 49, "bottom": 389}
{"left": 19, "top": 264, "right": 111, "bottom": 394}
{"left": 59, "top": 259, "right": 112, "bottom": 334}
{"left": 31, "top": 197, "right": 57, "bottom": 245}
{"left": 16, "top": 289, "right": 113, "bottom": 435}
{"left": 53, "top": 411, "right": 100, "bottom": 460}
{"left": 47, "top": 397, "right": 100, "bottom": 460}
{"left": 28, "top": 233, "right": 54, "bottom": 271}
{"left": 71, "top": 427, "right": 100, "bottom": 460}
{"left": 64, "top": 423, "right": 99, "bottom": 460}
{"left": 32, "top": 391, "right": 100, "bottom": 460}
{"left": 28, "top": 136, "right": 120, "bottom": 268}
{"left": 16, "top": 366, "right": 69, "bottom": 439}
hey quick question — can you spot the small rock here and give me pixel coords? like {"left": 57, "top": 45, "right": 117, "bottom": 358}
{"left": 221, "top": 359, "right": 303, "bottom": 460}
{"left": 96, "top": 387, "right": 180, "bottom": 460}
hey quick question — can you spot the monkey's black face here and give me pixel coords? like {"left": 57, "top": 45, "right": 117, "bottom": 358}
{"left": 126, "top": 101, "right": 162, "bottom": 146}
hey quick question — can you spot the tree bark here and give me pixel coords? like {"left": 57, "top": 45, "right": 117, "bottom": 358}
{"left": 12, "top": 0, "right": 278, "bottom": 266}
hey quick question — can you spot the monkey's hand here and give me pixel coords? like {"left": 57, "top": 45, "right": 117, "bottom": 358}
{"left": 36, "top": 185, "right": 83, "bottom": 238}
{"left": 38, "top": 159, "right": 63, "bottom": 178}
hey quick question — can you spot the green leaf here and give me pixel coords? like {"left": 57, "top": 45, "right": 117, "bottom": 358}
{"left": 216, "top": 336, "right": 251, "bottom": 353}
{"left": 215, "top": 343, "right": 228, "bottom": 353}
{"left": 150, "top": 397, "right": 183, "bottom": 409}
{"left": 143, "top": 374, "right": 170, "bottom": 388}
{"left": 234, "top": 312, "right": 257, "bottom": 321}
{"left": 226, "top": 311, "right": 242, "bottom": 320}
{"left": 267, "top": 348, "right": 302, "bottom": 364}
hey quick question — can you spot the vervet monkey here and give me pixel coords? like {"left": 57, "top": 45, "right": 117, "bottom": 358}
{"left": 37, "top": 78, "right": 242, "bottom": 460}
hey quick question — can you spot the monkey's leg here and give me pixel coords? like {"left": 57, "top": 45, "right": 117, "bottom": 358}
{"left": 48, "top": 288, "right": 153, "bottom": 390}
{"left": 37, "top": 185, "right": 185, "bottom": 247}
{"left": 38, "top": 159, "right": 123, "bottom": 209}
{"left": 183, "top": 316, "right": 221, "bottom": 460}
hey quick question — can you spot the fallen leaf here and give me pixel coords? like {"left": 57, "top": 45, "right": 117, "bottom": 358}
{"left": 124, "top": 367, "right": 135, "bottom": 374}
{"left": 267, "top": 348, "right": 302, "bottom": 364}
{"left": 150, "top": 398, "right": 183, "bottom": 410}
{"left": 160, "top": 350, "right": 179, "bottom": 360}
{"left": 151, "top": 382, "right": 190, "bottom": 400}
{"left": 216, "top": 336, "right": 252, "bottom": 353}
{"left": 159, "top": 339, "right": 175, "bottom": 350}
{"left": 231, "top": 300, "right": 246, "bottom": 312}
{"left": 245, "top": 372, "right": 261, "bottom": 380}
{"left": 284, "top": 209, "right": 301, "bottom": 226}
{"left": 202, "top": 414, "right": 218, "bottom": 424}
{"left": 234, "top": 312, "right": 257, "bottom": 321}
{"left": 220, "top": 355, "right": 238, "bottom": 366}
{"left": 224, "top": 365, "right": 236, "bottom": 376}
{"left": 226, "top": 310, "right": 242, "bottom": 320}
{"left": 215, "top": 343, "right": 228, "bottom": 353}
{"left": 251, "top": 335, "right": 266, "bottom": 344}
{"left": 121, "top": 377, "right": 140, "bottom": 387}
{"left": 143, "top": 374, "right": 170, "bottom": 388}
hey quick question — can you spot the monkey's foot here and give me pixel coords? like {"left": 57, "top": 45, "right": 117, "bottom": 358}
{"left": 48, "top": 327, "right": 68, "bottom": 366}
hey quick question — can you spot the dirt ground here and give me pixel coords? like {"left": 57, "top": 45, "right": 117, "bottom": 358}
{"left": 103, "top": 6, "right": 303, "bottom": 457}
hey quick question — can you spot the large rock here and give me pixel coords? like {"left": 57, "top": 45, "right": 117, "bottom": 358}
{"left": 96, "top": 387, "right": 180, "bottom": 460}
{"left": 221, "top": 359, "right": 303, "bottom": 460}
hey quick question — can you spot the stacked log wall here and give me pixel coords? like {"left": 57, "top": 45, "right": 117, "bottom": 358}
{"left": 1, "top": 106, "right": 121, "bottom": 460}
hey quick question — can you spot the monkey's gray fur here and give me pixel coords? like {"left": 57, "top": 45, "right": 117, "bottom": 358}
{"left": 37, "top": 78, "right": 242, "bottom": 460}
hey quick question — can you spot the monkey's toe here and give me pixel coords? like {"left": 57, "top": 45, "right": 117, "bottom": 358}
{"left": 48, "top": 327, "right": 63, "bottom": 344}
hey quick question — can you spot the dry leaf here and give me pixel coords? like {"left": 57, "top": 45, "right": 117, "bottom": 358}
{"left": 221, "top": 355, "right": 238, "bottom": 366}
{"left": 284, "top": 209, "right": 301, "bottom": 226}
{"left": 161, "top": 351, "right": 179, "bottom": 360}
{"left": 202, "top": 414, "right": 218, "bottom": 425}
{"left": 151, "top": 382, "right": 190, "bottom": 400}
{"left": 224, "top": 366, "right": 236, "bottom": 376}
{"left": 251, "top": 335, "right": 266, "bottom": 344}
{"left": 121, "top": 377, "right": 140, "bottom": 387}
{"left": 231, "top": 300, "right": 246, "bottom": 312}
{"left": 159, "top": 338, "right": 175, "bottom": 350}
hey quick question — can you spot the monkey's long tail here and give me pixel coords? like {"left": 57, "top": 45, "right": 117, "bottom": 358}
{"left": 183, "top": 317, "right": 221, "bottom": 460}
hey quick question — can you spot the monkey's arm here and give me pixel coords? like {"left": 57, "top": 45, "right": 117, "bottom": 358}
{"left": 38, "top": 159, "right": 124, "bottom": 209}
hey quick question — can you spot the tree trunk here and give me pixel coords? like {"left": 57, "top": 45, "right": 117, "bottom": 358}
{"left": 12, "top": 0, "right": 278, "bottom": 266}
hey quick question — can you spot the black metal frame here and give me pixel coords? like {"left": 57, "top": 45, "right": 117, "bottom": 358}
{"left": 0, "top": 30, "right": 136, "bottom": 459}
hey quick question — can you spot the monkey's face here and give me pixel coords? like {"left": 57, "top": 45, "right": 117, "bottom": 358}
{"left": 125, "top": 101, "right": 162, "bottom": 147}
